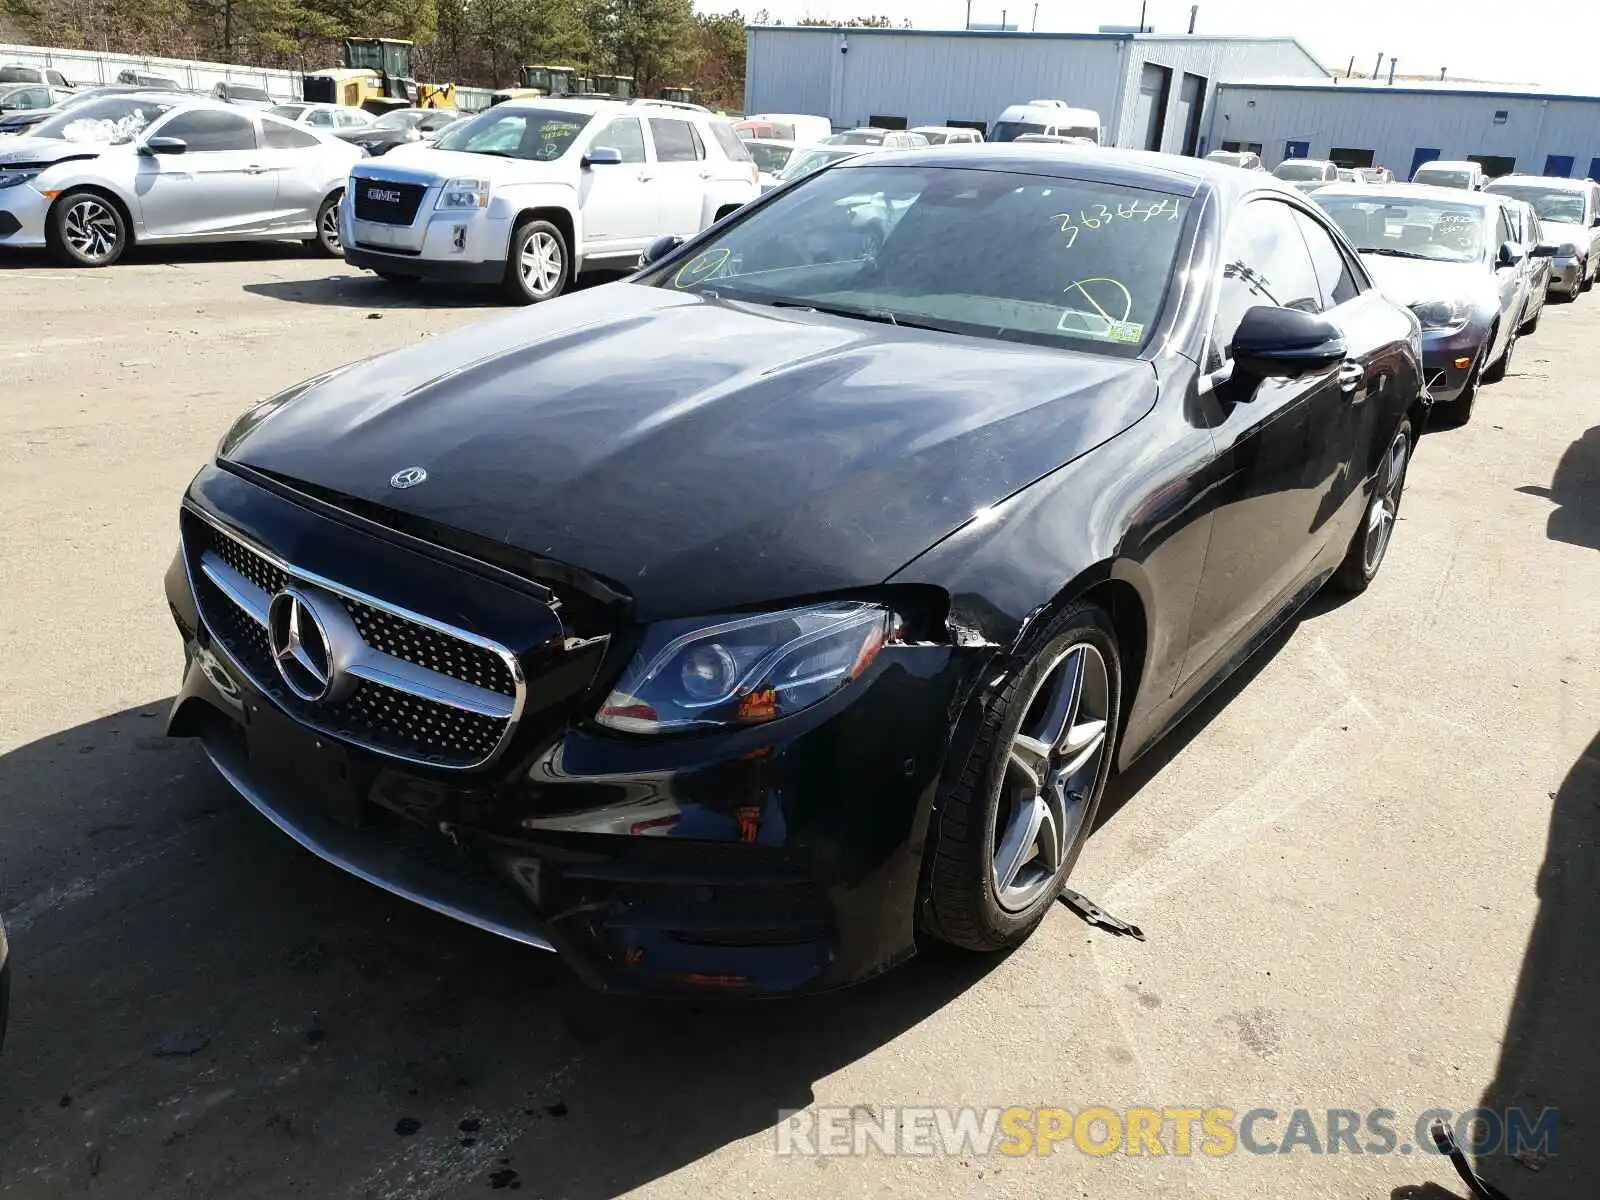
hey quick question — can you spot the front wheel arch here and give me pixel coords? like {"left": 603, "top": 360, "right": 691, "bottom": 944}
{"left": 47, "top": 186, "right": 135, "bottom": 260}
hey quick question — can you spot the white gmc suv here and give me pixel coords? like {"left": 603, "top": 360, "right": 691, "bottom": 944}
{"left": 341, "top": 98, "right": 761, "bottom": 303}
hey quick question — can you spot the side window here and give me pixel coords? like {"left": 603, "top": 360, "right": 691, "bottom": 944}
{"left": 649, "top": 118, "right": 700, "bottom": 163}
{"left": 263, "top": 121, "right": 320, "bottom": 149}
{"left": 709, "top": 121, "right": 753, "bottom": 162}
{"left": 1213, "top": 199, "right": 1324, "bottom": 361}
{"left": 1495, "top": 209, "right": 1514, "bottom": 249}
{"left": 47, "top": 70, "right": 68, "bottom": 87}
{"left": 1292, "top": 209, "right": 1362, "bottom": 308}
{"left": 306, "top": 109, "right": 334, "bottom": 127}
{"left": 595, "top": 117, "right": 646, "bottom": 163}
{"left": 157, "top": 109, "right": 257, "bottom": 152}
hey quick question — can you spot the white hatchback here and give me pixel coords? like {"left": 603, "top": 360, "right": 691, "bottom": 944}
{"left": 342, "top": 98, "right": 761, "bottom": 303}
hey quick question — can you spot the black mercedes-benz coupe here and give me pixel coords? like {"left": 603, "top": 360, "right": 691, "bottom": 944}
{"left": 165, "top": 146, "right": 1425, "bottom": 996}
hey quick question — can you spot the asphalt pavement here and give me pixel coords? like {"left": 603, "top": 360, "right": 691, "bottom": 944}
{"left": 0, "top": 244, "right": 1595, "bottom": 1199}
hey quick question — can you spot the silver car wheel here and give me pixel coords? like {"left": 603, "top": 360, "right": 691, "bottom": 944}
{"left": 519, "top": 230, "right": 564, "bottom": 298}
{"left": 992, "top": 642, "right": 1110, "bottom": 913}
{"left": 320, "top": 203, "right": 342, "bottom": 253}
{"left": 1363, "top": 430, "right": 1408, "bottom": 575}
{"left": 64, "top": 197, "right": 119, "bottom": 262}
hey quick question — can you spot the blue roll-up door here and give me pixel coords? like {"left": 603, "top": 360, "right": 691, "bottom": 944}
{"left": 1284, "top": 140, "right": 1309, "bottom": 159}
{"left": 1588, "top": 157, "right": 1600, "bottom": 182}
{"left": 1545, "top": 155, "right": 1575, "bottom": 177}
{"left": 1409, "top": 147, "right": 1442, "bottom": 180}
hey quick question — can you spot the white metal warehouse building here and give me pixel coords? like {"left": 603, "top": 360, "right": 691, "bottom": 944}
{"left": 743, "top": 27, "right": 1326, "bottom": 153}
{"left": 1207, "top": 78, "right": 1600, "bottom": 181}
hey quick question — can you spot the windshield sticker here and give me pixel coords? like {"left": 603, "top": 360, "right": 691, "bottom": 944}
{"left": 672, "top": 248, "right": 733, "bottom": 288}
{"left": 1106, "top": 320, "right": 1145, "bottom": 343}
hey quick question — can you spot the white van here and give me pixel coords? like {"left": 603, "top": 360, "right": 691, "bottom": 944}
{"left": 991, "top": 100, "right": 1103, "bottom": 145}
{"left": 1412, "top": 160, "right": 1487, "bottom": 190}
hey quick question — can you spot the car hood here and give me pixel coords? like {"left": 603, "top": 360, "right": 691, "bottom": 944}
{"left": 0, "top": 134, "right": 115, "bottom": 166}
{"left": 355, "top": 146, "right": 552, "bottom": 180}
{"left": 225, "top": 284, "right": 1158, "bottom": 618}
{"left": 1538, "top": 219, "right": 1590, "bottom": 249}
{"left": 1359, "top": 254, "right": 1493, "bottom": 308}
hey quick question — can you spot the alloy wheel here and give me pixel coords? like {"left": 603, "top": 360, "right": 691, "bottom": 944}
{"left": 64, "top": 198, "right": 119, "bottom": 262}
{"left": 992, "top": 642, "right": 1111, "bottom": 912}
{"left": 1363, "top": 431, "right": 1409, "bottom": 575}
{"left": 519, "top": 230, "right": 564, "bottom": 298}
{"left": 320, "top": 203, "right": 342, "bottom": 254}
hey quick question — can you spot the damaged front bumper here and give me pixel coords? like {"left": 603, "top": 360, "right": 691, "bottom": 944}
{"left": 164, "top": 487, "right": 993, "bottom": 997}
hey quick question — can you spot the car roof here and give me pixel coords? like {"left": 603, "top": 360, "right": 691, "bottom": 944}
{"left": 1487, "top": 174, "right": 1592, "bottom": 191}
{"left": 490, "top": 96, "right": 710, "bottom": 118}
{"left": 836, "top": 143, "right": 1303, "bottom": 200}
{"left": 1313, "top": 182, "right": 1507, "bottom": 208}
{"left": 1415, "top": 160, "right": 1479, "bottom": 171}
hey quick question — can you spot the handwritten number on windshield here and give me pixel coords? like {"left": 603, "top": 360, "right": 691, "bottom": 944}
{"left": 1051, "top": 196, "right": 1182, "bottom": 245}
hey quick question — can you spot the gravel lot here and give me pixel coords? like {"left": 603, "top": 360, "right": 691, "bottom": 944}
{"left": 1, "top": 244, "right": 1596, "bottom": 1200}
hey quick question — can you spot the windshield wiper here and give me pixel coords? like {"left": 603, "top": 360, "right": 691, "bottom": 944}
{"left": 768, "top": 299, "right": 934, "bottom": 329}
{"left": 1362, "top": 247, "right": 1438, "bottom": 260}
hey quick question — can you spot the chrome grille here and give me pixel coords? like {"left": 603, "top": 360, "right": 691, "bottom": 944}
{"left": 347, "top": 599, "right": 515, "bottom": 698}
{"left": 186, "top": 515, "right": 523, "bottom": 770}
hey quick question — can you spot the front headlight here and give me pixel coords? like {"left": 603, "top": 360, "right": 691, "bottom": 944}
{"left": 0, "top": 170, "right": 39, "bottom": 190}
{"left": 1408, "top": 298, "right": 1473, "bottom": 333}
{"left": 437, "top": 178, "right": 490, "bottom": 210}
{"left": 596, "top": 602, "right": 900, "bottom": 734}
{"left": 1558, "top": 241, "right": 1580, "bottom": 258}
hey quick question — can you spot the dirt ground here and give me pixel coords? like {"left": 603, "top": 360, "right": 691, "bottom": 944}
{"left": 1, "top": 243, "right": 1596, "bottom": 1200}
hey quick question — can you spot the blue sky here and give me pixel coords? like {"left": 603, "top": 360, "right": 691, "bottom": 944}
{"left": 698, "top": 1, "right": 1597, "bottom": 92}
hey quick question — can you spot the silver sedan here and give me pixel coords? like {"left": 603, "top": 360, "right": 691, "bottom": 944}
{"left": 0, "top": 95, "right": 362, "bottom": 266}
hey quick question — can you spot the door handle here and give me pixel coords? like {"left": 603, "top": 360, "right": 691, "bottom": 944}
{"left": 637, "top": 171, "right": 655, "bottom": 182}
{"left": 697, "top": 170, "right": 713, "bottom": 179}
{"left": 1338, "top": 361, "right": 1365, "bottom": 393}
{"left": 243, "top": 165, "right": 271, "bottom": 175}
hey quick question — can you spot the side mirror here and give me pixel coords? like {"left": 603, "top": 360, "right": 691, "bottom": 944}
{"left": 1496, "top": 241, "right": 1520, "bottom": 268}
{"left": 641, "top": 235, "right": 684, "bottom": 266}
{"left": 1229, "top": 306, "right": 1347, "bottom": 383}
{"left": 140, "top": 136, "right": 187, "bottom": 156}
{"left": 1531, "top": 242, "right": 1559, "bottom": 258}
{"left": 583, "top": 146, "right": 623, "bottom": 168}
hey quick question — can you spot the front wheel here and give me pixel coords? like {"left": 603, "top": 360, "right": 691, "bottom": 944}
{"left": 923, "top": 603, "right": 1121, "bottom": 952}
{"left": 48, "top": 190, "right": 128, "bottom": 267}
{"left": 1483, "top": 324, "right": 1515, "bottom": 383}
{"left": 501, "top": 218, "right": 569, "bottom": 305}
{"left": 1329, "top": 420, "right": 1411, "bottom": 595}
{"left": 306, "top": 190, "right": 343, "bottom": 257}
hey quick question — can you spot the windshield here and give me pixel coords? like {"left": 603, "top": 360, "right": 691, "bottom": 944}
{"left": 1417, "top": 169, "right": 1473, "bottom": 188}
{"left": 647, "top": 165, "right": 1189, "bottom": 356}
{"left": 371, "top": 109, "right": 426, "bottom": 131}
{"left": 777, "top": 147, "right": 857, "bottom": 182}
{"left": 270, "top": 104, "right": 306, "bottom": 120}
{"left": 826, "top": 130, "right": 885, "bottom": 146}
{"left": 429, "top": 107, "right": 589, "bottom": 160}
{"left": 32, "top": 96, "right": 177, "bottom": 144}
{"left": 747, "top": 142, "right": 794, "bottom": 173}
{"left": 1317, "top": 195, "right": 1487, "bottom": 264}
{"left": 0, "top": 67, "right": 39, "bottom": 84}
{"left": 1487, "top": 185, "right": 1588, "bottom": 225}
{"left": 1274, "top": 161, "right": 1330, "bottom": 182}
{"left": 229, "top": 86, "right": 270, "bottom": 102}
{"left": 991, "top": 121, "right": 1045, "bottom": 142}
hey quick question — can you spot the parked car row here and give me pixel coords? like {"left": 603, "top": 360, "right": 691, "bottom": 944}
{"left": 160, "top": 143, "right": 1433, "bottom": 997}
{"left": 1311, "top": 174, "right": 1600, "bottom": 422}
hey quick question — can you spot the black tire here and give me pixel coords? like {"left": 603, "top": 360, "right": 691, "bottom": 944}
{"left": 1448, "top": 347, "right": 1485, "bottom": 426}
{"left": 305, "top": 190, "right": 343, "bottom": 257}
{"left": 1584, "top": 261, "right": 1595, "bottom": 292}
{"left": 1483, "top": 324, "right": 1514, "bottom": 383}
{"left": 500, "top": 218, "right": 569, "bottom": 305}
{"left": 1329, "top": 419, "right": 1412, "bottom": 595}
{"left": 47, "top": 189, "right": 128, "bottom": 267}
{"left": 923, "top": 602, "right": 1122, "bottom": 952}
{"left": 1520, "top": 305, "right": 1541, "bottom": 335}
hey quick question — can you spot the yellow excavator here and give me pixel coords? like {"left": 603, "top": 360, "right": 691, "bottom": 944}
{"left": 302, "top": 39, "right": 456, "bottom": 114}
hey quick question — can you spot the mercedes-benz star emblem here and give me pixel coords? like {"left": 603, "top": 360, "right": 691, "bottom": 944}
{"left": 390, "top": 466, "right": 428, "bottom": 489}
{"left": 268, "top": 588, "right": 338, "bottom": 702}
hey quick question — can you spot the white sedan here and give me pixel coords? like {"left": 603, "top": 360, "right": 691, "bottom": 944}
{"left": 268, "top": 102, "right": 374, "bottom": 132}
{"left": 0, "top": 94, "right": 362, "bottom": 266}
